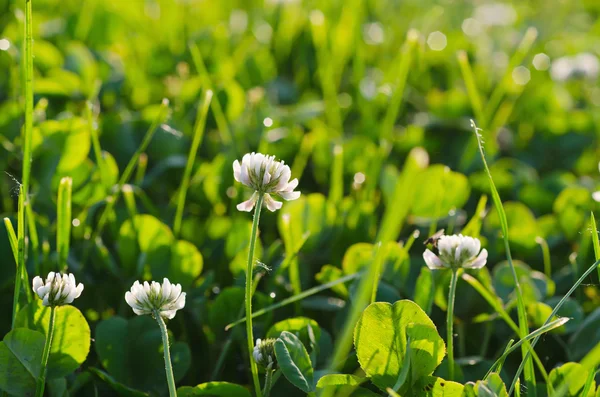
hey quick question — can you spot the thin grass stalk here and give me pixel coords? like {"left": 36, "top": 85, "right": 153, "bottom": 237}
{"left": 4, "top": 218, "right": 18, "bottom": 263}
{"left": 57, "top": 177, "right": 72, "bottom": 271}
{"left": 509, "top": 258, "right": 600, "bottom": 394}
{"left": 86, "top": 102, "right": 111, "bottom": 190}
{"left": 189, "top": 43, "right": 233, "bottom": 147}
{"left": 226, "top": 272, "right": 362, "bottom": 330}
{"left": 471, "top": 120, "right": 536, "bottom": 395}
{"left": 12, "top": 186, "right": 30, "bottom": 328}
{"left": 483, "top": 27, "right": 538, "bottom": 121}
{"left": 536, "top": 236, "right": 552, "bottom": 278}
{"left": 22, "top": 0, "right": 34, "bottom": 199}
{"left": 173, "top": 90, "right": 212, "bottom": 237}
{"left": 380, "top": 30, "right": 419, "bottom": 142}
{"left": 484, "top": 317, "right": 568, "bottom": 380}
{"left": 590, "top": 213, "right": 600, "bottom": 280}
{"left": 25, "top": 203, "right": 39, "bottom": 274}
{"left": 461, "top": 273, "right": 549, "bottom": 381}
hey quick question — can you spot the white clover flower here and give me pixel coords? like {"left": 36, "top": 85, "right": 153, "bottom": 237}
{"left": 32, "top": 272, "right": 84, "bottom": 307}
{"left": 125, "top": 278, "right": 186, "bottom": 320}
{"left": 253, "top": 338, "right": 277, "bottom": 368}
{"left": 423, "top": 234, "right": 488, "bottom": 270}
{"left": 233, "top": 152, "right": 300, "bottom": 212}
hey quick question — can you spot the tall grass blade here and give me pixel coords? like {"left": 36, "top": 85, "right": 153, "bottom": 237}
{"left": 174, "top": 89, "right": 212, "bottom": 237}
{"left": 25, "top": 203, "right": 39, "bottom": 274}
{"left": 461, "top": 273, "right": 549, "bottom": 380}
{"left": 225, "top": 272, "right": 361, "bottom": 331}
{"left": 509, "top": 258, "right": 600, "bottom": 394}
{"left": 329, "top": 144, "right": 344, "bottom": 205}
{"left": 485, "top": 317, "right": 569, "bottom": 379}
{"left": 22, "top": 0, "right": 34, "bottom": 199}
{"left": 484, "top": 27, "right": 538, "bottom": 121}
{"left": 57, "top": 177, "right": 72, "bottom": 271}
{"left": 591, "top": 213, "right": 600, "bottom": 280}
{"left": 377, "top": 147, "right": 428, "bottom": 243}
{"left": 12, "top": 186, "right": 32, "bottom": 328}
{"left": 189, "top": 43, "right": 233, "bottom": 147}
{"left": 471, "top": 119, "right": 536, "bottom": 396}
{"left": 3, "top": 218, "right": 18, "bottom": 263}
{"left": 380, "top": 30, "right": 419, "bottom": 142}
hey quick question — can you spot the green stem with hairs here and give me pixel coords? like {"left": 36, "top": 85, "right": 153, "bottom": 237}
{"left": 263, "top": 366, "right": 275, "bottom": 397}
{"left": 447, "top": 269, "right": 458, "bottom": 381}
{"left": 35, "top": 306, "right": 56, "bottom": 397}
{"left": 154, "top": 310, "right": 177, "bottom": 397}
{"left": 246, "top": 193, "right": 264, "bottom": 397}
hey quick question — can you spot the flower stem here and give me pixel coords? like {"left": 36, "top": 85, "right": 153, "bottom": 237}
{"left": 35, "top": 306, "right": 56, "bottom": 397}
{"left": 246, "top": 193, "right": 264, "bottom": 397}
{"left": 447, "top": 269, "right": 458, "bottom": 381}
{"left": 154, "top": 311, "right": 177, "bottom": 397}
{"left": 263, "top": 366, "right": 275, "bottom": 397}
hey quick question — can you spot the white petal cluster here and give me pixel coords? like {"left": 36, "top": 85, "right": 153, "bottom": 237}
{"left": 253, "top": 338, "right": 277, "bottom": 368}
{"left": 32, "top": 272, "right": 84, "bottom": 307}
{"left": 233, "top": 152, "right": 300, "bottom": 212}
{"left": 423, "top": 234, "right": 488, "bottom": 270}
{"left": 125, "top": 278, "right": 186, "bottom": 320}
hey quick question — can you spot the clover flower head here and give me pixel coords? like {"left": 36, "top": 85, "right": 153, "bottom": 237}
{"left": 32, "top": 272, "right": 84, "bottom": 307}
{"left": 423, "top": 234, "right": 488, "bottom": 270}
{"left": 125, "top": 278, "right": 186, "bottom": 320}
{"left": 253, "top": 338, "right": 277, "bottom": 368}
{"left": 233, "top": 152, "right": 300, "bottom": 212}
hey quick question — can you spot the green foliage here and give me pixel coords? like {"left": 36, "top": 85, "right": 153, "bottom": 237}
{"left": 354, "top": 300, "right": 445, "bottom": 392}
{"left": 1, "top": 0, "right": 600, "bottom": 395}
{"left": 548, "top": 362, "right": 595, "bottom": 396}
{"left": 15, "top": 301, "right": 90, "bottom": 379}
{"left": 177, "top": 381, "right": 251, "bottom": 397}
{"left": 0, "top": 328, "right": 45, "bottom": 396}
{"left": 274, "top": 331, "right": 315, "bottom": 393}
{"left": 94, "top": 315, "right": 191, "bottom": 394}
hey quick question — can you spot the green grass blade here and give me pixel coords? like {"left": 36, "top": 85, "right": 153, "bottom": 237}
{"left": 509, "top": 258, "right": 600, "bottom": 394}
{"left": 370, "top": 243, "right": 383, "bottom": 304}
{"left": 134, "top": 153, "right": 148, "bottom": 186}
{"left": 329, "top": 144, "right": 344, "bottom": 205}
{"left": 86, "top": 102, "right": 111, "bottom": 191}
{"left": 591, "top": 213, "right": 600, "bottom": 280}
{"left": 3, "top": 218, "right": 18, "bottom": 263}
{"left": 461, "top": 274, "right": 548, "bottom": 381}
{"left": 483, "top": 27, "right": 538, "bottom": 122}
{"left": 485, "top": 317, "right": 569, "bottom": 380}
{"left": 189, "top": 43, "right": 233, "bottom": 147}
{"left": 380, "top": 29, "right": 419, "bottom": 142}
{"left": 457, "top": 51, "right": 486, "bottom": 128}
{"left": 12, "top": 186, "right": 31, "bottom": 328}
{"left": 21, "top": 0, "right": 33, "bottom": 199}
{"left": 225, "top": 272, "right": 361, "bottom": 331}
{"left": 173, "top": 89, "right": 212, "bottom": 238}
{"left": 471, "top": 119, "right": 536, "bottom": 395}
{"left": 25, "top": 202, "right": 39, "bottom": 274}
{"left": 377, "top": 147, "right": 428, "bottom": 243}
{"left": 57, "top": 177, "right": 72, "bottom": 271}
{"left": 536, "top": 236, "right": 552, "bottom": 278}
{"left": 461, "top": 194, "right": 488, "bottom": 238}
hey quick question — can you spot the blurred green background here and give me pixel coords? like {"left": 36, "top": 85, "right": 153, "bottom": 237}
{"left": 0, "top": 0, "right": 600, "bottom": 395}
